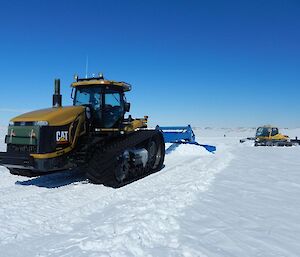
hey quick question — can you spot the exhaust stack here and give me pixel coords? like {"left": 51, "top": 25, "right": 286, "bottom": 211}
{"left": 53, "top": 79, "right": 62, "bottom": 107}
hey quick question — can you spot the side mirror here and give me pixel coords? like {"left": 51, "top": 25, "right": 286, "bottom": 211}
{"left": 124, "top": 102, "right": 131, "bottom": 112}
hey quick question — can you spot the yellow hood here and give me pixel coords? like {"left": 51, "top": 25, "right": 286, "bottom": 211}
{"left": 11, "top": 106, "right": 85, "bottom": 126}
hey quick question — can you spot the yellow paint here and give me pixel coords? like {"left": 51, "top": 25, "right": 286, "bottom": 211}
{"left": 256, "top": 125, "right": 289, "bottom": 142}
{"left": 71, "top": 79, "right": 131, "bottom": 91}
{"left": 127, "top": 119, "right": 147, "bottom": 131}
{"left": 31, "top": 146, "right": 73, "bottom": 159}
{"left": 11, "top": 106, "right": 85, "bottom": 126}
{"left": 257, "top": 134, "right": 289, "bottom": 141}
{"left": 95, "top": 118, "right": 147, "bottom": 133}
{"left": 31, "top": 111, "right": 86, "bottom": 159}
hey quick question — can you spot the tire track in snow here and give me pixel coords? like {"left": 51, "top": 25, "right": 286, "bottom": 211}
{"left": 0, "top": 153, "right": 199, "bottom": 204}
{"left": 1, "top": 144, "right": 234, "bottom": 257}
{"left": 0, "top": 169, "right": 86, "bottom": 205}
{"left": 75, "top": 147, "right": 234, "bottom": 257}
{"left": 0, "top": 152, "right": 204, "bottom": 241}
{"left": 0, "top": 154, "right": 203, "bottom": 246}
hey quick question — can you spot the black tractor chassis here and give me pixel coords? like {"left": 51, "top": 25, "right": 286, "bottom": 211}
{"left": 0, "top": 151, "right": 72, "bottom": 172}
{"left": 0, "top": 129, "right": 165, "bottom": 185}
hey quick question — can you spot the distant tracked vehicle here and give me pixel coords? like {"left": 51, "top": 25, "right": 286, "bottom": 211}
{"left": 240, "top": 125, "right": 300, "bottom": 146}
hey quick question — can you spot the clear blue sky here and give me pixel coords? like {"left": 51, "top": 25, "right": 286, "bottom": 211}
{"left": 0, "top": 0, "right": 299, "bottom": 127}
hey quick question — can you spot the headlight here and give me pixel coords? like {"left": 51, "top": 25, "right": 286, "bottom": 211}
{"left": 33, "top": 121, "right": 49, "bottom": 126}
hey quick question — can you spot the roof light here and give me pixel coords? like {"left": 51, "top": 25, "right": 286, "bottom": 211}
{"left": 98, "top": 73, "right": 104, "bottom": 80}
{"left": 74, "top": 74, "right": 79, "bottom": 81}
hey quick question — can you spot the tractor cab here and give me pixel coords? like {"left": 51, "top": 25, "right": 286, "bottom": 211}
{"left": 256, "top": 126, "right": 279, "bottom": 138}
{"left": 71, "top": 74, "right": 131, "bottom": 128}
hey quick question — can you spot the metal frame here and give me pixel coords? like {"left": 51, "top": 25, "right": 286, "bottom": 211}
{"left": 156, "top": 125, "right": 216, "bottom": 153}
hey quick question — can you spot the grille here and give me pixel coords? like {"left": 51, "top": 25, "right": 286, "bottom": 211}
{"left": 13, "top": 121, "right": 35, "bottom": 126}
{"left": 7, "top": 144, "right": 37, "bottom": 154}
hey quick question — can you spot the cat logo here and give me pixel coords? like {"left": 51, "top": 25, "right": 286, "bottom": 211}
{"left": 56, "top": 131, "right": 69, "bottom": 144}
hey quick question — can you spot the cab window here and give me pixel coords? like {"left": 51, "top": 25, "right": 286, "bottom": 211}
{"left": 74, "top": 87, "right": 102, "bottom": 110}
{"left": 103, "top": 91, "right": 124, "bottom": 128}
{"left": 271, "top": 128, "right": 278, "bottom": 136}
{"left": 105, "top": 93, "right": 121, "bottom": 109}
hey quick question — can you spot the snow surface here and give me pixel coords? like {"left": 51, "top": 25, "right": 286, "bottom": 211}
{"left": 0, "top": 127, "right": 300, "bottom": 256}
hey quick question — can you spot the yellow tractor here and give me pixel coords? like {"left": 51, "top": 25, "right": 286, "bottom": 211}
{"left": 254, "top": 125, "right": 298, "bottom": 146}
{"left": 0, "top": 74, "right": 165, "bottom": 187}
{"left": 239, "top": 125, "right": 300, "bottom": 146}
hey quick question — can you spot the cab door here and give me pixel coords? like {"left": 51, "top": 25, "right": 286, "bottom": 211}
{"left": 102, "top": 90, "right": 124, "bottom": 128}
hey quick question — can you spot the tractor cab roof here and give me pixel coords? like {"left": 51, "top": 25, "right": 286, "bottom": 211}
{"left": 71, "top": 73, "right": 132, "bottom": 92}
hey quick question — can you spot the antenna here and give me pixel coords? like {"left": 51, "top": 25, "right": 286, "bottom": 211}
{"left": 85, "top": 55, "right": 89, "bottom": 78}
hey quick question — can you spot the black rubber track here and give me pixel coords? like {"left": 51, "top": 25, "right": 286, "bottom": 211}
{"left": 86, "top": 130, "right": 165, "bottom": 187}
{"left": 255, "top": 141, "right": 293, "bottom": 147}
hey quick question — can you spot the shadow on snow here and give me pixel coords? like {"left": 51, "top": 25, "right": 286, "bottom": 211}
{"left": 165, "top": 143, "right": 180, "bottom": 155}
{"left": 15, "top": 169, "right": 86, "bottom": 188}
{"left": 15, "top": 146, "right": 172, "bottom": 189}
{"left": 15, "top": 165, "right": 166, "bottom": 189}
